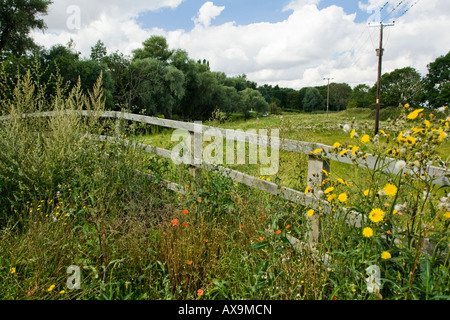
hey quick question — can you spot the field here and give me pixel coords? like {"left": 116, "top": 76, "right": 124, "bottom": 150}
{"left": 1, "top": 74, "right": 449, "bottom": 301}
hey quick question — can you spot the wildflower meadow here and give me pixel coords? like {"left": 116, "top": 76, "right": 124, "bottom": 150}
{"left": 0, "top": 64, "right": 449, "bottom": 301}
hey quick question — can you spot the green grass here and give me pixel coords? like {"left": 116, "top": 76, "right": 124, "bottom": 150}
{"left": 1, "top": 70, "right": 449, "bottom": 300}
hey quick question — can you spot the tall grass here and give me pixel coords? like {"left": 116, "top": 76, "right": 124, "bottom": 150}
{"left": 0, "top": 63, "right": 448, "bottom": 300}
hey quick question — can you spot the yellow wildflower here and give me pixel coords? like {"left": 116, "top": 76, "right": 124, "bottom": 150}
{"left": 439, "top": 127, "right": 447, "bottom": 142}
{"left": 383, "top": 183, "right": 398, "bottom": 197}
{"left": 338, "top": 193, "right": 348, "bottom": 203}
{"left": 10, "top": 267, "right": 16, "bottom": 274}
{"left": 339, "top": 149, "right": 350, "bottom": 157}
{"left": 324, "top": 187, "right": 335, "bottom": 194}
{"left": 369, "top": 208, "right": 385, "bottom": 223}
{"left": 333, "top": 142, "right": 341, "bottom": 149}
{"left": 406, "top": 136, "right": 416, "bottom": 146}
{"left": 363, "top": 227, "right": 374, "bottom": 238}
{"left": 444, "top": 212, "right": 450, "bottom": 219}
{"left": 361, "top": 135, "right": 370, "bottom": 144}
{"left": 404, "top": 103, "right": 410, "bottom": 108}
{"left": 327, "top": 194, "right": 336, "bottom": 202}
{"left": 407, "top": 109, "right": 424, "bottom": 120}
{"left": 381, "top": 251, "right": 391, "bottom": 260}
{"left": 307, "top": 209, "right": 315, "bottom": 217}
{"left": 305, "top": 186, "right": 311, "bottom": 194}
{"left": 47, "top": 285, "right": 55, "bottom": 292}
{"left": 424, "top": 120, "right": 431, "bottom": 128}
{"left": 350, "top": 129, "right": 356, "bottom": 138}
{"left": 363, "top": 189, "right": 370, "bottom": 196}
{"left": 351, "top": 146, "right": 359, "bottom": 156}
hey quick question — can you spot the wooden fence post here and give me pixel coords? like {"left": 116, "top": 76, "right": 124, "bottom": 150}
{"left": 307, "top": 155, "right": 330, "bottom": 249}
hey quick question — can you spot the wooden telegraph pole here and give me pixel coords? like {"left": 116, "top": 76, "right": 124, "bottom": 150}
{"left": 323, "top": 77, "right": 333, "bottom": 117}
{"left": 372, "top": 22, "right": 394, "bottom": 135}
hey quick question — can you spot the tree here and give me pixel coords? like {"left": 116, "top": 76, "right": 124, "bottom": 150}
{"left": 239, "top": 88, "right": 269, "bottom": 118}
{"left": 128, "top": 57, "right": 185, "bottom": 118}
{"left": 302, "top": 87, "right": 324, "bottom": 112}
{"left": 369, "top": 67, "right": 423, "bottom": 108}
{"left": 349, "top": 84, "right": 371, "bottom": 108}
{"left": 286, "top": 90, "right": 302, "bottom": 110}
{"left": 133, "top": 36, "right": 174, "bottom": 62}
{"left": 0, "top": 0, "right": 52, "bottom": 56}
{"left": 90, "top": 40, "right": 107, "bottom": 63}
{"left": 423, "top": 51, "right": 450, "bottom": 107}
{"left": 329, "top": 83, "right": 352, "bottom": 111}
{"left": 103, "top": 50, "right": 133, "bottom": 108}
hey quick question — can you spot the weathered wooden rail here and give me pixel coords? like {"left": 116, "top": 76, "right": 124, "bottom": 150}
{"left": 2, "top": 110, "right": 449, "bottom": 254}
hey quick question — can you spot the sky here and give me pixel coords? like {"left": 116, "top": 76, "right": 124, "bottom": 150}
{"left": 31, "top": 0, "right": 450, "bottom": 89}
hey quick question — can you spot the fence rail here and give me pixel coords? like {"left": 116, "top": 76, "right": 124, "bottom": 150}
{"left": 2, "top": 110, "right": 449, "bottom": 255}
{"left": 2, "top": 110, "right": 447, "bottom": 186}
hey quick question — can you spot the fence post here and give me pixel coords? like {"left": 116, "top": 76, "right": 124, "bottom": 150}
{"left": 188, "top": 123, "right": 203, "bottom": 179}
{"left": 307, "top": 155, "right": 330, "bottom": 249}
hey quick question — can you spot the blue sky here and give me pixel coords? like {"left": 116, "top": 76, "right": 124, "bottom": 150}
{"left": 137, "top": 1, "right": 292, "bottom": 31}
{"left": 137, "top": 0, "right": 375, "bottom": 31}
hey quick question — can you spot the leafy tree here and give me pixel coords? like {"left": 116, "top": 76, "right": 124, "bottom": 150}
{"left": 224, "top": 75, "right": 248, "bottom": 92}
{"left": 90, "top": 40, "right": 107, "bottom": 63}
{"left": 349, "top": 84, "right": 371, "bottom": 108}
{"left": 128, "top": 57, "right": 185, "bottom": 118}
{"left": 133, "top": 35, "right": 174, "bottom": 62}
{"left": 302, "top": 87, "right": 324, "bottom": 112}
{"left": 0, "top": 0, "right": 52, "bottom": 56}
{"left": 369, "top": 67, "right": 423, "bottom": 108}
{"left": 329, "top": 83, "right": 352, "bottom": 111}
{"left": 423, "top": 51, "right": 450, "bottom": 107}
{"left": 286, "top": 90, "right": 302, "bottom": 110}
{"left": 103, "top": 50, "right": 133, "bottom": 109}
{"left": 239, "top": 88, "right": 269, "bottom": 118}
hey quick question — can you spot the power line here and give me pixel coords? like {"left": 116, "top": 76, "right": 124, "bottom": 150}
{"left": 381, "top": 0, "right": 406, "bottom": 22}
{"left": 397, "top": 0, "right": 421, "bottom": 19}
{"left": 381, "top": 0, "right": 421, "bottom": 22}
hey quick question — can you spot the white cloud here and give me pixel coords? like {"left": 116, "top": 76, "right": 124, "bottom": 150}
{"left": 42, "top": 0, "right": 184, "bottom": 31}
{"left": 192, "top": 1, "right": 225, "bottom": 27}
{"left": 31, "top": 0, "right": 181, "bottom": 57}
{"left": 31, "top": 0, "right": 450, "bottom": 90}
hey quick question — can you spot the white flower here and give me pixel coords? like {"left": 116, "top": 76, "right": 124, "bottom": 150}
{"left": 438, "top": 196, "right": 450, "bottom": 211}
{"left": 394, "top": 203, "right": 408, "bottom": 214}
{"left": 395, "top": 160, "right": 407, "bottom": 171}
{"left": 343, "top": 124, "right": 350, "bottom": 133}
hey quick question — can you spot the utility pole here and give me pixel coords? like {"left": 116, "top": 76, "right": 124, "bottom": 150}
{"left": 323, "top": 77, "right": 333, "bottom": 117}
{"left": 372, "top": 21, "right": 394, "bottom": 135}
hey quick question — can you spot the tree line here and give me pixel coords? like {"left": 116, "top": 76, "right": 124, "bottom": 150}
{"left": 1, "top": 1, "right": 448, "bottom": 120}
{"left": 261, "top": 58, "right": 449, "bottom": 114}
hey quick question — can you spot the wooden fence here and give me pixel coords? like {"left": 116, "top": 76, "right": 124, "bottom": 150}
{"left": 2, "top": 110, "right": 449, "bottom": 254}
